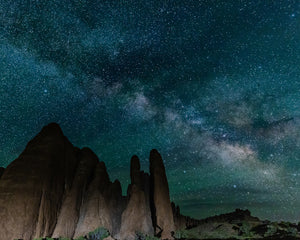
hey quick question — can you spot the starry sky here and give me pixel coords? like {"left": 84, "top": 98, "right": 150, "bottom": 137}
{"left": 0, "top": 0, "right": 299, "bottom": 222}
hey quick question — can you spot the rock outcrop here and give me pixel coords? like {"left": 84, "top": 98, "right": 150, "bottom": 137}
{"left": 0, "top": 123, "right": 79, "bottom": 240}
{"left": 119, "top": 156, "right": 153, "bottom": 240}
{"left": 150, "top": 149, "right": 175, "bottom": 239}
{"left": 171, "top": 202, "right": 201, "bottom": 230}
{"left": 0, "top": 123, "right": 194, "bottom": 240}
{"left": 52, "top": 148, "right": 98, "bottom": 238}
{"left": 196, "top": 208, "right": 260, "bottom": 225}
{"left": 74, "top": 161, "right": 113, "bottom": 238}
{"left": 174, "top": 209, "right": 300, "bottom": 240}
{"left": 105, "top": 179, "right": 126, "bottom": 237}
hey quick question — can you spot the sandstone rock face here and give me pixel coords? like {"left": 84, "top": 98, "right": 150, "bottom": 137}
{"left": 0, "top": 124, "right": 190, "bottom": 240}
{"left": 129, "top": 155, "right": 151, "bottom": 206}
{"left": 74, "top": 161, "right": 113, "bottom": 238}
{"left": 52, "top": 148, "right": 98, "bottom": 238}
{"left": 119, "top": 156, "right": 153, "bottom": 240}
{"left": 120, "top": 185, "right": 154, "bottom": 240}
{"left": 105, "top": 180, "right": 126, "bottom": 236}
{"left": 150, "top": 149, "right": 175, "bottom": 239}
{"left": 0, "top": 123, "right": 79, "bottom": 240}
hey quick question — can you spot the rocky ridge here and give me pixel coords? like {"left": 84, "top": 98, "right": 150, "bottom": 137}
{"left": 0, "top": 123, "right": 190, "bottom": 240}
{"left": 174, "top": 209, "right": 300, "bottom": 240}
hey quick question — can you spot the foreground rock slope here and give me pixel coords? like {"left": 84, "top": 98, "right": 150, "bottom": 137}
{"left": 0, "top": 123, "right": 193, "bottom": 240}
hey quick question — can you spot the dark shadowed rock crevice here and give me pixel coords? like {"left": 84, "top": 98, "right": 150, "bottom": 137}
{"left": 0, "top": 167, "right": 4, "bottom": 179}
{"left": 52, "top": 148, "right": 98, "bottom": 238}
{"left": 105, "top": 179, "right": 126, "bottom": 237}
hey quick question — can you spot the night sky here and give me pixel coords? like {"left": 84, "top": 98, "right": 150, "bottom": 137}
{"left": 0, "top": 0, "right": 299, "bottom": 222}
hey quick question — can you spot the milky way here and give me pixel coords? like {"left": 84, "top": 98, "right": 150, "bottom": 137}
{"left": 0, "top": 0, "right": 299, "bottom": 221}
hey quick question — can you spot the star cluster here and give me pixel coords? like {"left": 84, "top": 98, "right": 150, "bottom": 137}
{"left": 0, "top": 0, "right": 299, "bottom": 221}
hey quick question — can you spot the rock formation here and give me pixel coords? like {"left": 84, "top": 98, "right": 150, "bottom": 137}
{"left": 171, "top": 202, "right": 201, "bottom": 230}
{"left": 150, "top": 149, "right": 175, "bottom": 239}
{"left": 119, "top": 156, "right": 153, "bottom": 240}
{"left": 176, "top": 209, "right": 300, "bottom": 240}
{"left": 0, "top": 123, "right": 79, "bottom": 240}
{"left": 196, "top": 208, "right": 260, "bottom": 225}
{"left": 52, "top": 148, "right": 98, "bottom": 238}
{"left": 73, "top": 161, "right": 113, "bottom": 238}
{"left": 104, "top": 179, "right": 126, "bottom": 237}
{"left": 0, "top": 123, "right": 193, "bottom": 240}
